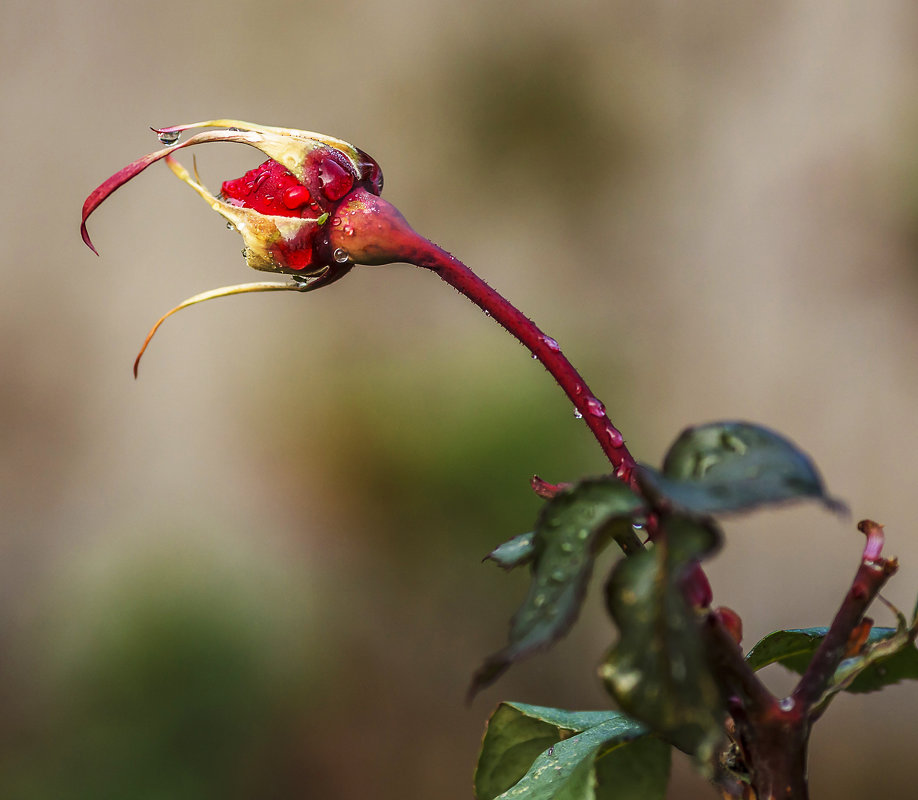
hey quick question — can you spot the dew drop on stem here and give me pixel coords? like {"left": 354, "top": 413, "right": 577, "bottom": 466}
{"left": 573, "top": 408, "right": 583, "bottom": 419}
{"left": 584, "top": 396, "right": 606, "bottom": 417}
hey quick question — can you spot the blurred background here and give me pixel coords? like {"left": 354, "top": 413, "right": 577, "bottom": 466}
{"left": 3, "top": 1, "right": 918, "bottom": 797}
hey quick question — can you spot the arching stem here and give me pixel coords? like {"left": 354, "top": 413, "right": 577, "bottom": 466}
{"left": 398, "top": 236, "right": 638, "bottom": 486}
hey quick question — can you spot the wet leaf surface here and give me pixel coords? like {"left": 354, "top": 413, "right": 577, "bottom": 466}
{"left": 471, "top": 479, "right": 644, "bottom": 697}
{"left": 599, "top": 514, "right": 724, "bottom": 762}
{"left": 475, "top": 702, "right": 669, "bottom": 800}
{"left": 638, "top": 421, "right": 846, "bottom": 515}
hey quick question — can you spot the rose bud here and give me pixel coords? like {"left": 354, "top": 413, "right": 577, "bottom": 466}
{"left": 81, "top": 119, "right": 388, "bottom": 373}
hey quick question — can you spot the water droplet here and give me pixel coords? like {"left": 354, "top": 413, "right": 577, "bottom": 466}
{"left": 584, "top": 396, "right": 605, "bottom": 417}
{"left": 577, "top": 528, "right": 590, "bottom": 540}
{"left": 605, "top": 426, "right": 624, "bottom": 447}
{"left": 778, "top": 697, "right": 794, "bottom": 712}
{"left": 157, "top": 130, "right": 180, "bottom": 146}
{"left": 573, "top": 408, "right": 583, "bottom": 419}
{"left": 540, "top": 335, "right": 561, "bottom": 352}
{"left": 282, "top": 184, "right": 311, "bottom": 210}
{"left": 531, "top": 353, "right": 538, "bottom": 360}
{"left": 546, "top": 746, "right": 554, "bottom": 756}
{"left": 318, "top": 156, "right": 355, "bottom": 201}
{"left": 484, "top": 310, "right": 491, "bottom": 317}
{"left": 331, "top": 216, "right": 342, "bottom": 227}
{"left": 240, "top": 248, "right": 248, "bottom": 259}
{"left": 333, "top": 248, "right": 350, "bottom": 264}
{"left": 225, "top": 221, "right": 235, "bottom": 230}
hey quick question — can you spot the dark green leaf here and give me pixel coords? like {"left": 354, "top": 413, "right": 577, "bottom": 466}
{"left": 474, "top": 702, "right": 670, "bottom": 800}
{"left": 485, "top": 532, "right": 537, "bottom": 570}
{"left": 599, "top": 515, "right": 724, "bottom": 762}
{"left": 746, "top": 627, "right": 918, "bottom": 694}
{"left": 471, "top": 479, "right": 644, "bottom": 697}
{"left": 638, "top": 421, "right": 846, "bottom": 516}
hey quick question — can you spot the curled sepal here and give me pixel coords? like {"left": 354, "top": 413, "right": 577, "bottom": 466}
{"left": 150, "top": 119, "right": 380, "bottom": 188}
{"left": 81, "top": 119, "right": 383, "bottom": 272}
{"left": 132, "top": 280, "right": 322, "bottom": 377}
{"left": 165, "top": 156, "right": 332, "bottom": 274}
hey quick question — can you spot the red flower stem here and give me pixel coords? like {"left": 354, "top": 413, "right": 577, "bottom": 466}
{"left": 401, "top": 236, "right": 637, "bottom": 485}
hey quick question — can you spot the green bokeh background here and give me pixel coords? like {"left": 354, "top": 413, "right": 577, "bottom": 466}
{"left": 3, "top": 1, "right": 918, "bottom": 797}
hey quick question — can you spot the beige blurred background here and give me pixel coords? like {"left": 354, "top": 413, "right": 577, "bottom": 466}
{"left": 3, "top": 1, "right": 918, "bottom": 797}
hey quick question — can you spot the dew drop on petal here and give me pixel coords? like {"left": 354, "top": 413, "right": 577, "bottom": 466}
{"left": 318, "top": 157, "right": 355, "bottom": 201}
{"left": 779, "top": 697, "right": 794, "bottom": 712}
{"left": 282, "top": 185, "right": 312, "bottom": 210}
{"left": 226, "top": 221, "right": 235, "bottom": 230}
{"left": 157, "top": 130, "right": 180, "bottom": 146}
{"left": 333, "top": 248, "right": 350, "bottom": 263}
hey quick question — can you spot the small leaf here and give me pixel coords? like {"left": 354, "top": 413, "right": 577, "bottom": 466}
{"left": 470, "top": 479, "right": 645, "bottom": 697}
{"left": 746, "top": 627, "right": 918, "bottom": 694}
{"left": 485, "top": 532, "right": 537, "bottom": 570}
{"left": 599, "top": 514, "right": 724, "bottom": 762}
{"left": 474, "top": 702, "right": 670, "bottom": 800}
{"left": 638, "top": 421, "right": 846, "bottom": 515}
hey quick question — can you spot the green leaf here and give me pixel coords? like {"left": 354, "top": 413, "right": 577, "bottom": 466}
{"left": 746, "top": 627, "right": 918, "bottom": 694}
{"left": 599, "top": 514, "right": 724, "bottom": 762}
{"left": 485, "top": 532, "right": 537, "bottom": 570}
{"left": 471, "top": 479, "right": 645, "bottom": 697}
{"left": 474, "top": 702, "right": 670, "bottom": 800}
{"left": 638, "top": 421, "right": 846, "bottom": 516}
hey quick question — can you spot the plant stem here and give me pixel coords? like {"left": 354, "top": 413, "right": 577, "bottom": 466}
{"left": 793, "top": 520, "right": 897, "bottom": 713}
{"left": 400, "top": 236, "right": 637, "bottom": 484}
